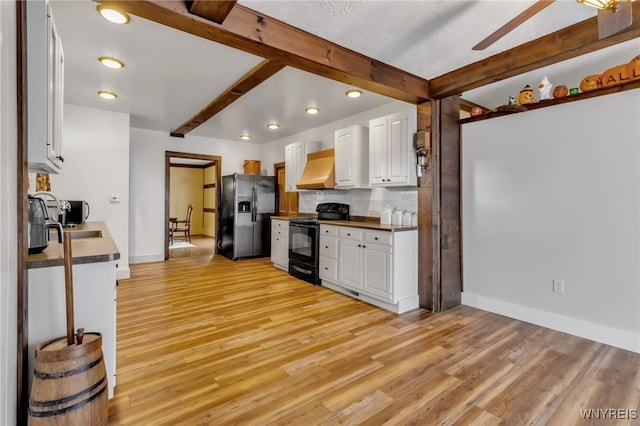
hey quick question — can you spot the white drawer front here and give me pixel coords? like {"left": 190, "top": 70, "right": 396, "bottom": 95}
{"left": 319, "top": 236, "right": 338, "bottom": 259}
{"left": 339, "top": 227, "right": 363, "bottom": 241}
{"left": 272, "top": 219, "right": 289, "bottom": 229}
{"left": 364, "top": 230, "right": 392, "bottom": 246}
{"left": 271, "top": 226, "right": 289, "bottom": 238}
{"left": 320, "top": 225, "right": 339, "bottom": 237}
{"left": 319, "top": 257, "right": 338, "bottom": 282}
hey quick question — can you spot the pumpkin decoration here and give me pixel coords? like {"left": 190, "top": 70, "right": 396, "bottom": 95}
{"left": 517, "top": 85, "right": 535, "bottom": 105}
{"left": 579, "top": 74, "right": 602, "bottom": 92}
{"left": 470, "top": 107, "right": 483, "bottom": 116}
{"left": 626, "top": 55, "right": 640, "bottom": 81}
{"left": 601, "top": 64, "right": 630, "bottom": 87}
{"left": 552, "top": 85, "right": 568, "bottom": 99}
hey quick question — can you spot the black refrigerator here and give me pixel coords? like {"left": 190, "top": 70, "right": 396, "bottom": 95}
{"left": 218, "top": 173, "right": 276, "bottom": 260}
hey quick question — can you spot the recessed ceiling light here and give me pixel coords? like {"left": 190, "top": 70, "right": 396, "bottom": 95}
{"left": 98, "top": 91, "right": 117, "bottom": 100}
{"left": 267, "top": 122, "right": 280, "bottom": 129}
{"left": 99, "top": 57, "right": 125, "bottom": 69}
{"left": 240, "top": 134, "right": 250, "bottom": 140}
{"left": 97, "top": 5, "right": 130, "bottom": 24}
{"left": 346, "top": 89, "right": 362, "bottom": 98}
{"left": 305, "top": 107, "right": 320, "bottom": 115}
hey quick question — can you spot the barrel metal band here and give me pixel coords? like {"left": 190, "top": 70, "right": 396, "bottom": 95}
{"left": 33, "top": 355, "right": 104, "bottom": 379}
{"left": 27, "top": 381, "right": 106, "bottom": 418}
{"left": 30, "top": 375, "right": 106, "bottom": 407}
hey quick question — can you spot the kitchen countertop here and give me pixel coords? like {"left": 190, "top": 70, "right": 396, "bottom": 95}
{"left": 271, "top": 215, "right": 417, "bottom": 232}
{"left": 27, "top": 221, "right": 120, "bottom": 269}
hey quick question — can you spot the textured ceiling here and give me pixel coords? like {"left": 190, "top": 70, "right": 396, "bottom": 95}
{"left": 51, "top": 0, "right": 639, "bottom": 144}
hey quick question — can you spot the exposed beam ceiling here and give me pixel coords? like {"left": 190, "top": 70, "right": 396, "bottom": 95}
{"left": 99, "top": 0, "right": 430, "bottom": 104}
{"left": 189, "top": 0, "right": 237, "bottom": 25}
{"left": 430, "top": 1, "right": 640, "bottom": 99}
{"left": 170, "top": 59, "right": 285, "bottom": 137}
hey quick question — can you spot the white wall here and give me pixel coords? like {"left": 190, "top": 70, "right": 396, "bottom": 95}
{"left": 461, "top": 89, "right": 640, "bottom": 352}
{"left": 0, "top": 1, "right": 18, "bottom": 423}
{"left": 49, "top": 104, "right": 131, "bottom": 279}
{"left": 129, "top": 128, "right": 261, "bottom": 263}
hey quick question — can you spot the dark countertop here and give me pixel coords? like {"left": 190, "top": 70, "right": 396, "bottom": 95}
{"left": 27, "top": 221, "right": 121, "bottom": 269}
{"left": 271, "top": 215, "right": 417, "bottom": 232}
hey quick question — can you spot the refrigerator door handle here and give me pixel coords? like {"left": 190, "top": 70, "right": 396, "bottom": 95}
{"left": 251, "top": 187, "right": 257, "bottom": 222}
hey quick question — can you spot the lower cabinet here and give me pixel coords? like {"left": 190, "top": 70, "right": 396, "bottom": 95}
{"left": 271, "top": 219, "right": 289, "bottom": 270}
{"left": 320, "top": 224, "right": 418, "bottom": 314}
{"left": 28, "top": 261, "right": 117, "bottom": 399}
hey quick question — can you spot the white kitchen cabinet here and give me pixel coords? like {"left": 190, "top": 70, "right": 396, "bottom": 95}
{"left": 28, "top": 261, "right": 116, "bottom": 399}
{"left": 27, "top": 0, "right": 65, "bottom": 174}
{"left": 320, "top": 224, "right": 418, "bottom": 314}
{"left": 284, "top": 141, "right": 321, "bottom": 192}
{"left": 369, "top": 111, "right": 417, "bottom": 187}
{"left": 334, "top": 125, "right": 369, "bottom": 189}
{"left": 270, "top": 219, "right": 289, "bottom": 270}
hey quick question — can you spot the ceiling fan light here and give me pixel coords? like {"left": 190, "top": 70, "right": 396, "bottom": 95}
{"left": 98, "top": 91, "right": 117, "bottom": 100}
{"left": 346, "top": 89, "right": 362, "bottom": 98}
{"left": 97, "top": 5, "right": 130, "bottom": 24}
{"left": 99, "top": 57, "right": 125, "bottom": 69}
{"left": 576, "top": 0, "right": 617, "bottom": 10}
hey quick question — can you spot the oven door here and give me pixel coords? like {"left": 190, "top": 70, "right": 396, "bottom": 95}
{"left": 288, "top": 222, "right": 318, "bottom": 266}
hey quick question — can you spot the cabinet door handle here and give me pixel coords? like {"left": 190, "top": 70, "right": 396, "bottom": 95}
{"left": 325, "top": 267, "right": 328, "bottom": 270}
{"left": 363, "top": 245, "right": 366, "bottom": 248}
{"left": 325, "top": 245, "right": 328, "bottom": 249}
{"left": 347, "top": 233, "right": 351, "bottom": 236}
{"left": 374, "top": 237, "right": 378, "bottom": 240}
{"left": 358, "top": 244, "right": 361, "bottom": 247}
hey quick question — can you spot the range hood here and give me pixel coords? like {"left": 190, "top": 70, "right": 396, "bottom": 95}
{"left": 296, "top": 148, "right": 335, "bottom": 190}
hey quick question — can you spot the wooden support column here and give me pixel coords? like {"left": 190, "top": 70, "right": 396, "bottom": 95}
{"left": 417, "top": 97, "right": 462, "bottom": 311}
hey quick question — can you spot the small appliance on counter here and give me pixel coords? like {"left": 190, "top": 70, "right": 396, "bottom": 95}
{"left": 28, "top": 195, "right": 63, "bottom": 254}
{"left": 65, "top": 200, "right": 90, "bottom": 224}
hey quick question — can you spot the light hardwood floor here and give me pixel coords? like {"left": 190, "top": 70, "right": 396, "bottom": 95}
{"left": 109, "top": 255, "right": 640, "bottom": 425}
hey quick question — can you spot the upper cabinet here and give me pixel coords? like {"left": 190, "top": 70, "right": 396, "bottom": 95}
{"left": 27, "top": 0, "right": 64, "bottom": 174}
{"left": 284, "top": 141, "right": 320, "bottom": 192}
{"left": 369, "top": 111, "right": 417, "bottom": 187}
{"left": 334, "top": 125, "right": 369, "bottom": 189}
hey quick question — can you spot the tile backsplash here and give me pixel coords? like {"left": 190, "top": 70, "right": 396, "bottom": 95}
{"left": 299, "top": 187, "right": 418, "bottom": 218}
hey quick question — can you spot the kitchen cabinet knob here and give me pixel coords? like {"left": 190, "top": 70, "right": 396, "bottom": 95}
{"left": 363, "top": 245, "right": 366, "bottom": 248}
{"left": 325, "top": 267, "right": 328, "bottom": 270}
{"left": 374, "top": 237, "right": 378, "bottom": 240}
{"left": 358, "top": 244, "right": 361, "bottom": 247}
{"left": 325, "top": 245, "right": 328, "bottom": 249}
{"left": 347, "top": 233, "right": 351, "bottom": 236}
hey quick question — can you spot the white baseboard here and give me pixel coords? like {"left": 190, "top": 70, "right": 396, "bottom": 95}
{"left": 116, "top": 268, "right": 130, "bottom": 280}
{"left": 462, "top": 292, "right": 640, "bottom": 353}
{"left": 129, "top": 254, "right": 164, "bottom": 264}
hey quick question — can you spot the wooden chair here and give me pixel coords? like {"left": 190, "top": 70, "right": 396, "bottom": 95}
{"left": 169, "top": 204, "right": 193, "bottom": 245}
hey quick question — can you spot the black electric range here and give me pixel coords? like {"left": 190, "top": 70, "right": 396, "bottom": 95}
{"left": 288, "top": 203, "right": 349, "bottom": 284}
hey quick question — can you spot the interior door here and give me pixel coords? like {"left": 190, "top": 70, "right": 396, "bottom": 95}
{"left": 275, "top": 162, "right": 298, "bottom": 216}
{"left": 203, "top": 163, "right": 217, "bottom": 240}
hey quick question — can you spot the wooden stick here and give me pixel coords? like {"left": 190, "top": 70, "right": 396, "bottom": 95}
{"left": 63, "top": 231, "right": 75, "bottom": 345}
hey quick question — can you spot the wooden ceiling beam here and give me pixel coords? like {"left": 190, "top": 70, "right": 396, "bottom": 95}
{"left": 170, "top": 59, "right": 285, "bottom": 137}
{"left": 189, "top": 0, "right": 237, "bottom": 24}
{"left": 429, "top": 1, "right": 640, "bottom": 99}
{"left": 99, "top": 1, "right": 429, "bottom": 104}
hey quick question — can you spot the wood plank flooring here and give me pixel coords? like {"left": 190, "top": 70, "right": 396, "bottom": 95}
{"left": 108, "top": 255, "right": 640, "bottom": 425}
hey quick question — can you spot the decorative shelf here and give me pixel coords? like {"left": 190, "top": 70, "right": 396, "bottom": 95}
{"left": 461, "top": 80, "right": 640, "bottom": 124}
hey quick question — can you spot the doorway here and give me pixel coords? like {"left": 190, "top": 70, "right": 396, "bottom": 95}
{"left": 165, "top": 151, "right": 222, "bottom": 260}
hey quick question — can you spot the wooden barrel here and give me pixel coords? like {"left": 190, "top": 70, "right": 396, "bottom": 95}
{"left": 243, "top": 160, "right": 261, "bottom": 175}
{"left": 28, "top": 333, "right": 108, "bottom": 425}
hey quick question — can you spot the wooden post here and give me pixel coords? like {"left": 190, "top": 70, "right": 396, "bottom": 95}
{"left": 416, "top": 97, "right": 462, "bottom": 312}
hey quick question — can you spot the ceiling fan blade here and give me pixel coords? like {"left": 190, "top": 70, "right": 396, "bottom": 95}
{"left": 472, "top": 0, "right": 555, "bottom": 50}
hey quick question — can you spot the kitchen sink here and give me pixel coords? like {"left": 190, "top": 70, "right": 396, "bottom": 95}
{"left": 67, "top": 229, "right": 103, "bottom": 239}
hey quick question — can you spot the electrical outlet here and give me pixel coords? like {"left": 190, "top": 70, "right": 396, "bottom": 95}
{"left": 553, "top": 279, "right": 565, "bottom": 294}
